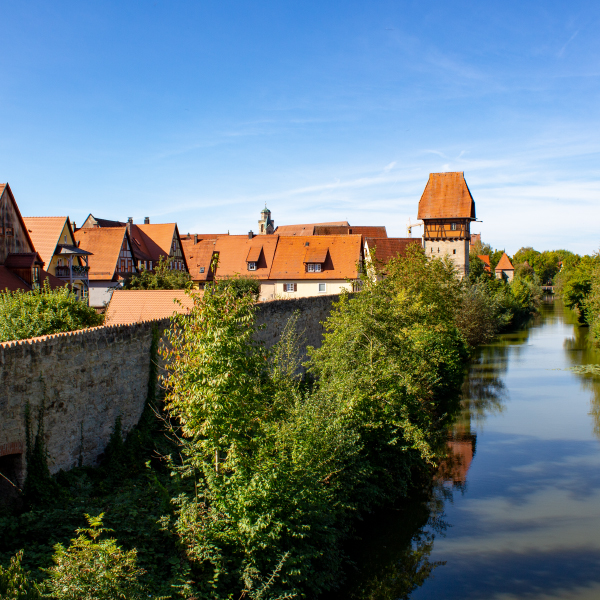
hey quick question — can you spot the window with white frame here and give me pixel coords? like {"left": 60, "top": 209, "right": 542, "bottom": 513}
{"left": 318, "top": 283, "right": 326, "bottom": 293}
{"left": 451, "top": 222, "right": 457, "bottom": 231}
{"left": 248, "top": 262, "right": 257, "bottom": 271}
{"left": 284, "top": 283, "right": 297, "bottom": 292}
{"left": 307, "top": 263, "right": 322, "bottom": 272}
{"left": 199, "top": 267, "right": 205, "bottom": 273}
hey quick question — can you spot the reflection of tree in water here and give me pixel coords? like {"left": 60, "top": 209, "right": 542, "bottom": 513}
{"left": 327, "top": 490, "right": 449, "bottom": 600}
{"left": 327, "top": 311, "right": 542, "bottom": 599}
{"left": 560, "top": 301, "right": 600, "bottom": 439}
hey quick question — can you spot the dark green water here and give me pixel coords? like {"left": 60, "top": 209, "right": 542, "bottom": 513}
{"left": 333, "top": 301, "right": 600, "bottom": 600}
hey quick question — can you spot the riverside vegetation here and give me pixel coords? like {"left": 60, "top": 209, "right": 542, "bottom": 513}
{"left": 0, "top": 247, "right": 540, "bottom": 599}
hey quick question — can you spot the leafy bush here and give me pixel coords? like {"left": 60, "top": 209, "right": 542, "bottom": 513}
{"left": 210, "top": 275, "right": 261, "bottom": 298}
{"left": 43, "top": 514, "right": 148, "bottom": 600}
{"left": 161, "top": 247, "right": 471, "bottom": 598}
{"left": 0, "top": 281, "right": 103, "bottom": 342}
{"left": 123, "top": 256, "right": 192, "bottom": 290}
{"left": 0, "top": 551, "right": 41, "bottom": 599}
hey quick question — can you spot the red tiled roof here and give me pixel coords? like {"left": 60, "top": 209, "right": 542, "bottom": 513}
{"left": 270, "top": 235, "right": 361, "bottom": 280}
{"left": 181, "top": 239, "right": 217, "bottom": 281}
{"left": 304, "top": 247, "right": 328, "bottom": 263}
{"left": 105, "top": 290, "right": 201, "bottom": 326}
{"left": 0, "top": 266, "right": 30, "bottom": 292}
{"left": 129, "top": 223, "right": 179, "bottom": 264}
{"left": 23, "top": 217, "right": 69, "bottom": 267}
{"left": 364, "top": 238, "right": 421, "bottom": 265}
{"left": 246, "top": 246, "right": 262, "bottom": 262}
{"left": 313, "top": 225, "right": 388, "bottom": 238}
{"left": 180, "top": 233, "right": 227, "bottom": 242}
{"left": 275, "top": 221, "right": 350, "bottom": 236}
{"left": 74, "top": 227, "right": 127, "bottom": 280}
{"left": 417, "top": 172, "right": 476, "bottom": 220}
{"left": 39, "top": 269, "right": 67, "bottom": 290}
{"left": 477, "top": 255, "right": 491, "bottom": 272}
{"left": 496, "top": 252, "right": 514, "bottom": 271}
{"left": 214, "top": 235, "right": 279, "bottom": 280}
{"left": 4, "top": 253, "right": 44, "bottom": 269}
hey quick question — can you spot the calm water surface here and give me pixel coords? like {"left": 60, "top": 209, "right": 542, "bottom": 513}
{"left": 336, "top": 300, "right": 600, "bottom": 600}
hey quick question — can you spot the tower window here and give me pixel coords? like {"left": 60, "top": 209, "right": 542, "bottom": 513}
{"left": 451, "top": 223, "right": 457, "bottom": 231}
{"left": 453, "top": 249, "right": 456, "bottom": 254}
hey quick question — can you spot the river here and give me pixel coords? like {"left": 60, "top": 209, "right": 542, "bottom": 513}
{"left": 330, "top": 300, "right": 600, "bottom": 600}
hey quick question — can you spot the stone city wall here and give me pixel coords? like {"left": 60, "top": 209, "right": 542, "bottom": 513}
{"left": 0, "top": 294, "right": 339, "bottom": 488}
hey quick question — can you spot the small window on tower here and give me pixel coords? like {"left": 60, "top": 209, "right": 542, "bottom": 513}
{"left": 451, "top": 223, "right": 457, "bottom": 231}
{"left": 453, "top": 249, "right": 456, "bottom": 254}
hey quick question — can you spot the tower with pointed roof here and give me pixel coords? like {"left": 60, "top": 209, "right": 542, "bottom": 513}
{"left": 417, "top": 172, "right": 476, "bottom": 276}
{"left": 258, "top": 205, "right": 275, "bottom": 235}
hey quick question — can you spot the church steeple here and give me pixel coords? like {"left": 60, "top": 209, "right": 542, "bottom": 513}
{"left": 258, "top": 204, "right": 275, "bottom": 234}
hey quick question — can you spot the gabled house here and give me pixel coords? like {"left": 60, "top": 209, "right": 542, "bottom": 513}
{"left": 313, "top": 225, "right": 387, "bottom": 238}
{"left": 417, "top": 172, "right": 476, "bottom": 276}
{"left": 0, "top": 183, "right": 64, "bottom": 293}
{"left": 268, "top": 235, "right": 362, "bottom": 299}
{"left": 495, "top": 253, "right": 515, "bottom": 282}
{"left": 23, "top": 217, "right": 92, "bottom": 301}
{"left": 74, "top": 227, "right": 137, "bottom": 308}
{"left": 477, "top": 254, "right": 491, "bottom": 273}
{"left": 80, "top": 216, "right": 188, "bottom": 273}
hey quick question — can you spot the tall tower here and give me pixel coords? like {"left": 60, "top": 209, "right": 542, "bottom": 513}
{"left": 258, "top": 205, "right": 275, "bottom": 234}
{"left": 417, "top": 172, "right": 476, "bottom": 277}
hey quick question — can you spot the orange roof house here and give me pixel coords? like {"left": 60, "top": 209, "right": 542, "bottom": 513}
{"left": 80, "top": 216, "right": 188, "bottom": 273}
{"left": 74, "top": 227, "right": 137, "bottom": 307}
{"left": 313, "top": 225, "right": 388, "bottom": 238}
{"left": 23, "top": 216, "right": 93, "bottom": 301}
{"left": 105, "top": 289, "right": 201, "bottom": 326}
{"left": 213, "top": 234, "right": 279, "bottom": 281}
{"left": 495, "top": 252, "right": 515, "bottom": 282}
{"left": 266, "top": 235, "right": 362, "bottom": 299}
{"left": 417, "top": 172, "right": 477, "bottom": 277}
{"left": 0, "top": 184, "right": 68, "bottom": 293}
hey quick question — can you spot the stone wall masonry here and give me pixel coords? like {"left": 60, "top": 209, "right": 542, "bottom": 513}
{"left": 0, "top": 294, "right": 340, "bottom": 488}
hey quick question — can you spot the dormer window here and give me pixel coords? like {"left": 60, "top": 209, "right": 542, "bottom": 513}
{"left": 248, "top": 262, "right": 257, "bottom": 271}
{"left": 307, "top": 263, "right": 322, "bottom": 273}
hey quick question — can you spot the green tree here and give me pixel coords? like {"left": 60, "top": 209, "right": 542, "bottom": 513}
{"left": 123, "top": 256, "right": 191, "bottom": 290}
{"left": 43, "top": 513, "right": 147, "bottom": 600}
{"left": 0, "top": 551, "right": 41, "bottom": 599}
{"left": 210, "top": 275, "right": 261, "bottom": 298}
{"left": 0, "top": 281, "right": 103, "bottom": 343}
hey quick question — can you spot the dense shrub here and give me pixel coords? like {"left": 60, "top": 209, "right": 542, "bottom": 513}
{"left": 0, "top": 551, "right": 41, "bottom": 599}
{"left": 123, "top": 256, "right": 192, "bottom": 290}
{"left": 0, "top": 282, "right": 103, "bottom": 342}
{"left": 209, "top": 275, "right": 261, "bottom": 298}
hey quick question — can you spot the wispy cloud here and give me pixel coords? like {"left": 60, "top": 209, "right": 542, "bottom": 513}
{"left": 558, "top": 30, "right": 580, "bottom": 58}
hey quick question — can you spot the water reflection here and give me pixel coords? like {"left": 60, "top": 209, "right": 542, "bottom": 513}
{"left": 561, "top": 302, "right": 600, "bottom": 439}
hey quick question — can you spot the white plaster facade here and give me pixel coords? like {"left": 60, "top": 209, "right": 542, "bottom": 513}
{"left": 260, "top": 279, "right": 354, "bottom": 301}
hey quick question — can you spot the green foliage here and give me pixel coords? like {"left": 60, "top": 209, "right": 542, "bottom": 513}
{"left": 23, "top": 399, "right": 61, "bottom": 509}
{"left": 0, "top": 551, "right": 41, "bottom": 599}
{"left": 210, "top": 275, "right": 261, "bottom": 298}
{"left": 123, "top": 256, "right": 192, "bottom": 290}
{"left": 0, "top": 281, "right": 103, "bottom": 342}
{"left": 43, "top": 514, "right": 148, "bottom": 600}
{"left": 513, "top": 247, "right": 575, "bottom": 285}
{"left": 161, "top": 247, "right": 473, "bottom": 598}
{"left": 558, "top": 254, "right": 598, "bottom": 323}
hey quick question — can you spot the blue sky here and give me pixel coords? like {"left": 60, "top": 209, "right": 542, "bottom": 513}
{"left": 1, "top": 0, "right": 599, "bottom": 254}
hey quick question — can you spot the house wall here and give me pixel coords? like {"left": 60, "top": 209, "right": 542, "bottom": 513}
{"left": 89, "top": 280, "right": 119, "bottom": 308}
{"left": 48, "top": 222, "right": 86, "bottom": 297}
{"left": 496, "top": 269, "right": 514, "bottom": 282}
{"left": 0, "top": 294, "right": 340, "bottom": 490}
{"left": 262, "top": 280, "right": 353, "bottom": 299}
{"left": 423, "top": 238, "right": 470, "bottom": 277}
{"left": 0, "top": 187, "right": 34, "bottom": 264}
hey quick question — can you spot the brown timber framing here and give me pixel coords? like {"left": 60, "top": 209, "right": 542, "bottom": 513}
{"left": 423, "top": 219, "right": 470, "bottom": 240}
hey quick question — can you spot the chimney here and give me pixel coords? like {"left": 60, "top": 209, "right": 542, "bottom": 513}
{"left": 144, "top": 217, "right": 150, "bottom": 224}
{"left": 72, "top": 222, "right": 76, "bottom": 231}
{"left": 248, "top": 231, "right": 254, "bottom": 239}
{"left": 194, "top": 234, "right": 198, "bottom": 245}
{"left": 128, "top": 217, "right": 133, "bottom": 224}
